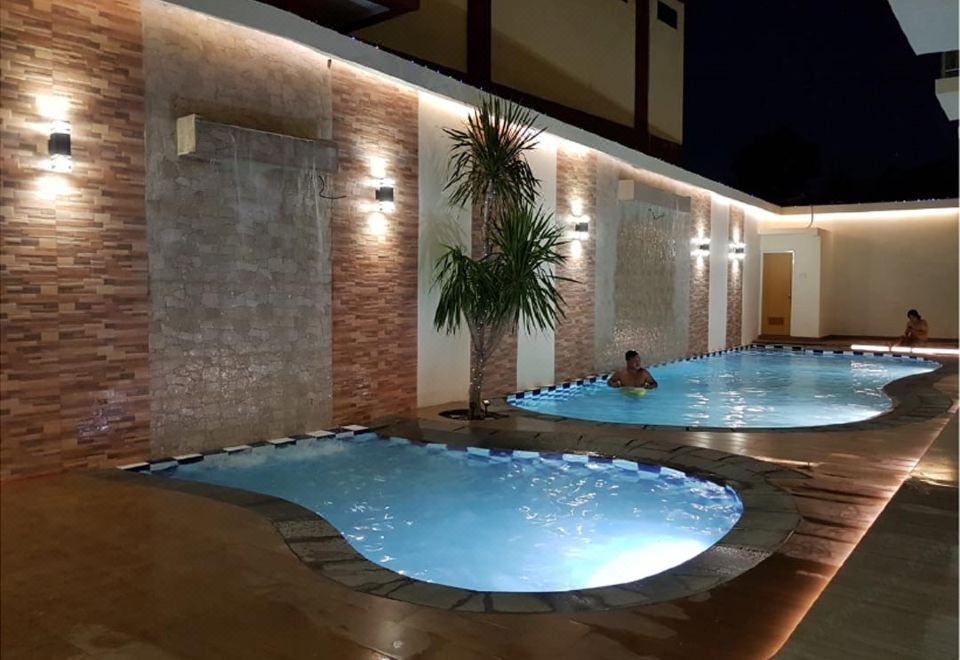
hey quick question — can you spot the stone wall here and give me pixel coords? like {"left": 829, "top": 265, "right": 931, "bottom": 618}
{"left": 0, "top": 0, "right": 149, "bottom": 478}
{"left": 554, "top": 148, "right": 597, "bottom": 381}
{"left": 687, "top": 191, "right": 711, "bottom": 354}
{"left": 726, "top": 205, "right": 744, "bottom": 347}
{"left": 330, "top": 63, "right": 419, "bottom": 423}
{"left": 143, "top": 0, "right": 335, "bottom": 456}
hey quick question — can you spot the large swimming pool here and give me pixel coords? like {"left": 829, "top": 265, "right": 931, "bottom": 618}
{"left": 509, "top": 349, "right": 937, "bottom": 428}
{"left": 159, "top": 433, "right": 742, "bottom": 592}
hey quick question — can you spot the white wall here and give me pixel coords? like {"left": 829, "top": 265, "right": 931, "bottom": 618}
{"left": 707, "top": 199, "right": 729, "bottom": 350}
{"left": 416, "top": 95, "right": 472, "bottom": 406}
{"left": 768, "top": 208, "right": 959, "bottom": 338}
{"left": 516, "top": 140, "right": 558, "bottom": 390}
{"left": 758, "top": 229, "right": 822, "bottom": 337}
{"left": 740, "top": 208, "right": 762, "bottom": 344}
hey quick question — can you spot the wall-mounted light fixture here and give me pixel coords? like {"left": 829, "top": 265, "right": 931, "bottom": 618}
{"left": 570, "top": 215, "right": 590, "bottom": 241}
{"left": 47, "top": 119, "right": 72, "bottom": 173}
{"left": 728, "top": 241, "right": 745, "bottom": 260}
{"left": 375, "top": 180, "right": 394, "bottom": 212}
{"left": 690, "top": 237, "right": 710, "bottom": 258}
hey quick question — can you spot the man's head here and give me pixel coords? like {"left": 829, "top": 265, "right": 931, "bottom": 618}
{"left": 907, "top": 309, "right": 921, "bottom": 321}
{"left": 625, "top": 350, "right": 641, "bottom": 369}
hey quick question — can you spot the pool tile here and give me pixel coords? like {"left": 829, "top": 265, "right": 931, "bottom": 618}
{"left": 173, "top": 453, "right": 203, "bottom": 464}
{"left": 118, "top": 462, "right": 150, "bottom": 472}
{"left": 223, "top": 445, "right": 252, "bottom": 453}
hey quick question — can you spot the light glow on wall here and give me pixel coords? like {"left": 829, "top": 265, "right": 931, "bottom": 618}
{"left": 570, "top": 238, "right": 583, "bottom": 259}
{"left": 37, "top": 174, "right": 70, "bottom": 200}
{"left": 850, "top": 344, "right": 960, "bottom": 356}
{"left": 776, "top": 206, "right": 958, "bottom": 223}
{"left": 36, "top": 95, "right": 69, "bottom": 120}
{"left": 369, "top": 157, "right": 388, "bottom": 180}
{"left": 418, "top": 90, "right": 473, "bottom": 118}
{"left": 367, "top": 212, "right": 388, "bottom": 239}
{"left": 690, "top": 236, "right": 710, "bottom": 259}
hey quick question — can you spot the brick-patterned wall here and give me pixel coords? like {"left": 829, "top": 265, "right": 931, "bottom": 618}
{"left": 726, "top": 205, "right": 744, "bottom": 347}
{"left": 555, "top": 148, "right": 597, "bottom": 381}
{"left": 687, "top": 191, "right": 711, "bottom": 354}
{"left": 331, "top": 63, "right": 419, "bottom": 423}
{"left": 0, "top": 0, "right": 149, "bottom": 479}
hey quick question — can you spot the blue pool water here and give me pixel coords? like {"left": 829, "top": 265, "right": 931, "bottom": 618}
{"left": 162, "top": 434, "right": 743, "bottom": 592}
{"left": 510, "top": 350, "right": 937, "bottom": 428}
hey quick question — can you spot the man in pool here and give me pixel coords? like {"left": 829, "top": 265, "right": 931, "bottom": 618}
{"left": 607, "top": 350, "right": 658, "bottom": 389}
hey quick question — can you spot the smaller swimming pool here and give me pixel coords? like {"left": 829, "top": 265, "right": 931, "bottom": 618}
{"left": 157, "top": 433, "right": 742, "bottom": 592}
{"left": 509, "top": 348, "right": 937, "bottom": 428}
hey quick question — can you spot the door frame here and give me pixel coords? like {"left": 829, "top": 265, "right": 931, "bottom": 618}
{"left": 759, "top": 250, "right": 794, "bottom": 336}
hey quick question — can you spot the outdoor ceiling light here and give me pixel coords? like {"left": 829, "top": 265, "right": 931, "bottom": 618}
{"left": 729, "top": 241, "right": 746, "bottom": 260}
{"left": 375, "top": 180, "right": 395, "bottom": 212}
{"left": 47, "top": 119, "right": 72, "bottom": 172}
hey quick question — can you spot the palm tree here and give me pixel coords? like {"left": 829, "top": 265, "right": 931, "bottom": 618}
{"left": 434, "top": 98, "right": 570, "bottom": 419}
{"left": 443, "top": 96, "right": 542, "bottom": 258}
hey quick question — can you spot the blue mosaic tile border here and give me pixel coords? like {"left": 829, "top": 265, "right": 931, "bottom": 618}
{"left": 117, "top": 424, "right": 711, "bottom": 481}
{"left": 117, "top": 426, "right": 370, "bottom": 472}
{"left": 505, "top": 343, "right": 937, "bottom": 404}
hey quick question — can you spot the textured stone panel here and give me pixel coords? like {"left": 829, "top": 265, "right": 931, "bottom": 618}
{"left": 726, "top": 205, "right": 744, "bottom": 347}
{"left": 688, "top": 191, "right": 711, "bottom": 354}
{"left": 143, "top": 0, "right": 335, "bottom": 456}
{"left": 176, "top": 115, "right": 338, "bottom": 172}
{"left": 0, "top": 0, "right": 150, "bottom": 479}
{"left": 330, "top": 63, "right": 419, "bottom": 423}
{"left": 609, "top": 200, "right": 691, "bottom": 366}
{"left": 555, "top": 148, "right": 597, "bottom": 382}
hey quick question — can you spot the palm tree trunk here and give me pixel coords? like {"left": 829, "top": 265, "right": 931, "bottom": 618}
{"left": 469, "top": 337, "right": 487, "bottom": 419}
{"left": 481, "top": 189, "right": 496, "bottom": 258}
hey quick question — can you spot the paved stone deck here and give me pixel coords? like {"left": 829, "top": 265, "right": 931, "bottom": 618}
{"left": 1, "top": 359, "right": 956, "bottom": 659}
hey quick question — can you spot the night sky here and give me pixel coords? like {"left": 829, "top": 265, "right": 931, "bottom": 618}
{"left": 684, "top": 0, "right": 958, "bottom": 206}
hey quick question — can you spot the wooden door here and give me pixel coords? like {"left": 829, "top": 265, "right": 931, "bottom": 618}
{"left": 762, "top": 253, "right": 792, "bottom": 336}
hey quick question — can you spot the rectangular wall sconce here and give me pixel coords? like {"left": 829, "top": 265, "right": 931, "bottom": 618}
{"left": 47, "top": 119, "right": 72, "bottom": 172}
{"left": 569, "top": 214, "right": 589, "bottom": 241}
{"left": 690, "top": 238, "right": 710, "bottom": 258}
{"left": 729, "top": 242, "right": 746, "bottom": 260}
{"left": 375, "top": 180, "right": 395, "bottom": 212}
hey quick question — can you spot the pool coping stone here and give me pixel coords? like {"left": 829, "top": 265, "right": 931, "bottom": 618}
{"left": 502, "top": 344, "right": 952, "bottom": 433}
{"left": 104, "top": 423, "right": 804, "bottom": 613}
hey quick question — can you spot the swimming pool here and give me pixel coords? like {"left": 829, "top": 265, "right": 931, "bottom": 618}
{"left": 158, "top": 433, "right": 742, "bottom": 592}
{"left": 509, "top": 348, "right": 937, "bottom": 428}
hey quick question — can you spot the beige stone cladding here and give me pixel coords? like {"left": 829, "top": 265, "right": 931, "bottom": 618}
{"left": 330, "top": 63, "right": 419, "bottom": 424}
{"left": 726, "top": 205, "right": 744, "bottom": 347}
{"left": 143, "top": 0, "right": 335, "bottom": 456}
{"left": 0, "top": 0, "right": 149, "bottom": 478}
{"left": 555, "top": 148, "right": 597, "bottom": 382}
{"left": 687, "top": 190, "right": 711, "bottom": 354}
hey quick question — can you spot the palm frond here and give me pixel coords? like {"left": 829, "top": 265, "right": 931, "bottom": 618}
{"left": 432, "top": 206, "right": 574, "bottom": 337}
{"left": 442, "top": 96, "right": 543, "bottom": 216}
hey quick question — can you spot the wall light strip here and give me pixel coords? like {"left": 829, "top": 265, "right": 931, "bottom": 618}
{"left": 850, "top": 344, "right": 960, "bottom": 356}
